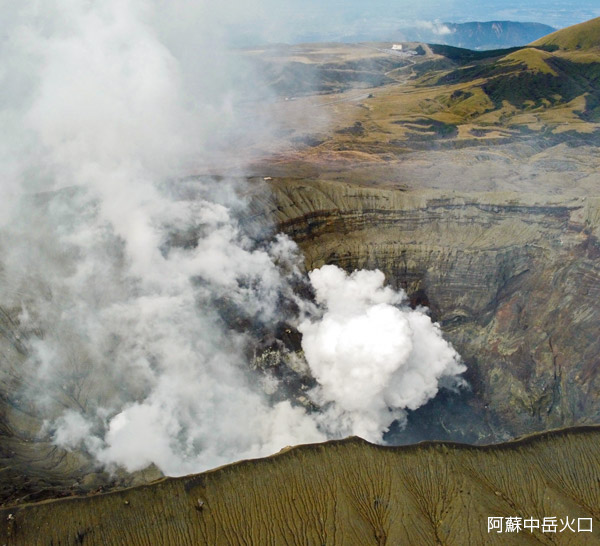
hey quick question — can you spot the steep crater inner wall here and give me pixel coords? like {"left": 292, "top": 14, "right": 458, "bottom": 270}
{"left": 251, "top": 179, "right": 600, "bottom": 440}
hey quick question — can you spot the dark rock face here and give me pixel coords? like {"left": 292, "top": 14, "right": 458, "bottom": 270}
{"left": 252, "top": 178, "right": 600, "bottom": 440}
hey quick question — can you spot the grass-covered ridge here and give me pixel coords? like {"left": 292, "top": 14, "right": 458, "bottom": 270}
{"left": 532, "top": 17, "right": 600, "bottom": 51}
{"left": 428, "top": 43, "right": 523, "bottom": 63}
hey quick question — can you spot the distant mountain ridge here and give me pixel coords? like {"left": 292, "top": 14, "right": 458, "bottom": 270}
{"left": 299, "top": 20, "right": 556, "bottom": 50}
{"left": 399, "top": 20, "right": 556, "bottom": 50}
{"left": 441, "top": 21, "right": 555, "bottom": 49}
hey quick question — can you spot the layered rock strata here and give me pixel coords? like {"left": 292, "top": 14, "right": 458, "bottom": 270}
{"left": 250, "top": 178, "right": 600, "bottom": 438}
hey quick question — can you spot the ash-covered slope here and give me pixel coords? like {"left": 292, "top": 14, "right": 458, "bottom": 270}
{"left": 1, "top": 427, "right": 599, "bottom": 545}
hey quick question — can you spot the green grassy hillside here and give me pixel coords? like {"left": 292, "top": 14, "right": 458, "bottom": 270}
{"left": 532, "top": 17, "right": 600, "bottom": 51}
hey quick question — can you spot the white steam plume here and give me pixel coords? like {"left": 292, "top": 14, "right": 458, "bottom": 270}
{"left": 1, "top": 0, "right": 326, "bottom": 476}
{"left": 0, "top": 1, "right": 465, "bottom": 477}
{"left": 299, "top": 266, "right": 466, "bottom": 442}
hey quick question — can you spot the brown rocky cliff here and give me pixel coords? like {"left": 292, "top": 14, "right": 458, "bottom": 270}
{"left": 250, "top": 178, "right": 600, "bottom": 438}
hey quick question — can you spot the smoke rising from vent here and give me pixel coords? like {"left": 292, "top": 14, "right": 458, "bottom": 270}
{"left": 299, "top": 266, "right": 466, "bottom": 442}
{"left": 1, "top": 1, "right": 465, "bottom": 476}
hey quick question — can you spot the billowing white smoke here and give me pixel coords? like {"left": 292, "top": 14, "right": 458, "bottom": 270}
{"left": 299, "top": 266, "right": 466, "bottom": 442}
{"left": 1, "top": 0, "right": 326, "bottom": 476}
{"left": 0, "top": 1, "right": 465, "bottom": 476}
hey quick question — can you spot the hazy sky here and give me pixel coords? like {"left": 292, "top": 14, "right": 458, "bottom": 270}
{"left": 301, "top": 0, "right": 600, "bottom": 26}
{"left": 234, "top": 0, "right": 600, "bottom": 44}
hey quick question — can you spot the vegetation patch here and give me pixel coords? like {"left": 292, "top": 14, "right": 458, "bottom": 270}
{"left": 482, "top": 57, "right": 600, "bottom": 112}
{"left": 335, "top": 121, "right": 366, "bottom": 137}
{"left": 429, "top": 43, "right": 523, "bottom": 63}
{"left": 392, "top": 117, "right": 458, "bottom": 139}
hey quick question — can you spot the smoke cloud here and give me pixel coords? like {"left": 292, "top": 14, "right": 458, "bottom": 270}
{"left": 413, "top": 20, "right": 453, "bottom": 36}
{"left": 1, "top": 1, "right": 465, "bottom": 477}
{"left": 1, "top": 0, "right": 326, "bottom": 476}
{"left": 299, "top": 266, "right": 466, "bottom": 441}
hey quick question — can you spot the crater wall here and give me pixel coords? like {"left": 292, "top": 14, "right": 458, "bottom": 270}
{"left": 251, "top": 179, "right": 600, "bottom": 438}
